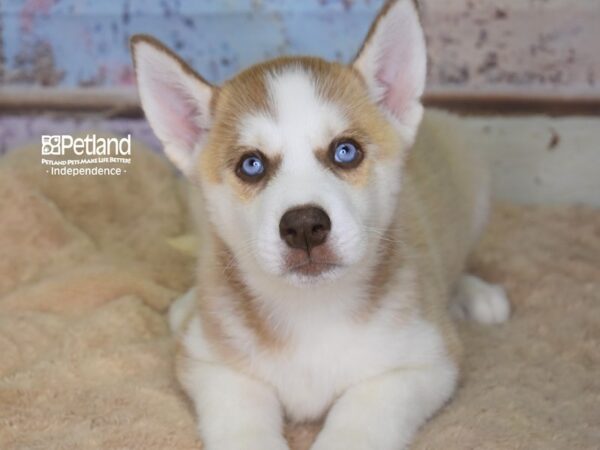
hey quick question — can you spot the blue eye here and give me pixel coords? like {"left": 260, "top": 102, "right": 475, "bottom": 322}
{"left": 238, "top": 153, "right": 265, "bottom": 180}
{"left": 333, "top": 141, "right": 361, "bottom": 166}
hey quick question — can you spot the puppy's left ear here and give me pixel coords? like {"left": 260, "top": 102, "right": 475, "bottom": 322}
{"left": 131, "top": 35, "right": 214, "bottom": 178}
{"left": 353, "top": 0, "right": 426, "bottom": 143}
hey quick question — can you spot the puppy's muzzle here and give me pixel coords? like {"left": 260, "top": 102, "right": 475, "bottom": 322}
{"left": 279, "top": 205, "right": 331, "bottom": 253}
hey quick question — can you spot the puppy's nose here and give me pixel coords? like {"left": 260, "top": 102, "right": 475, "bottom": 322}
{"left": 279, "top": 206, "right": 331, "bottom": 252}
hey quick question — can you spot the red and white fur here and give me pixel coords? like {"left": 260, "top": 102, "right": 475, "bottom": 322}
{"left": 131, "top": 1, "right": 510, "bottom": 449}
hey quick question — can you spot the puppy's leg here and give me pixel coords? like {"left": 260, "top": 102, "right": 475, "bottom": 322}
{"left": 310, "top": 361, "right": 457, "bottom": 450}
{"left": 451, "top": 274, "right": 510, "bottom": 324}
{"left": 180, "top": 359, "right": 289, "bottom": 450}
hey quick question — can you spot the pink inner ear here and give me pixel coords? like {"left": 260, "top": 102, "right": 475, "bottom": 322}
{"left": 370, "top": 3, "right": 425, "bottom": 122}
{"left": 377, "top": 53, "right": 410, "bottom": 118}
{"left": 171, "top": 101, "right": 203, "bottom": 149}
{"left": 158, "top": 82, "right": 204, "bottom": 150}
{"left": 376, "top": 41, "right": 420, "bottom": 119}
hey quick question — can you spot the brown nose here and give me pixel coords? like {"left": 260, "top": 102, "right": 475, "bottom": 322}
{"left": 279, "top": 206, "right": 331, "bottom": 252}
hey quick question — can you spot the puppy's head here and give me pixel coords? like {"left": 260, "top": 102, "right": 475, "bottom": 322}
{"left": 131, "top": 0, "right": 426, "bottom": 286}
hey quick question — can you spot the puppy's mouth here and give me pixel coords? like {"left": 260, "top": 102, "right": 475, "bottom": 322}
{"left": 284, "top": 246, "right": 342, "bottom": 277}
{"left": 288, "top": 259, "right": 341, "bottom": 276}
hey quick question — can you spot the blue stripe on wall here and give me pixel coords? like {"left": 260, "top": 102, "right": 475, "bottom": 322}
{"left": 1, "top": 0, "right": 385, "bottom": 87}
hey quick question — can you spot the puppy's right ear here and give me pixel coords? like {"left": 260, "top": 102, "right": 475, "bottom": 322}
{"left": 353, "top": 0, "right": 426, "bottom": 144}
{"left": 131, "top": 35, "right": 214, "bottom": 177}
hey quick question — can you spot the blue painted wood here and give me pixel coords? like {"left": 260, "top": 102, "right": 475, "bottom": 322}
{"left": 1, "top": 0, "right": 384, "bottom": 87}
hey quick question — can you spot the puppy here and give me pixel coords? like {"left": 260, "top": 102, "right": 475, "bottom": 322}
{"left": 131, "top": 1, "right": 510, "bottom": 448}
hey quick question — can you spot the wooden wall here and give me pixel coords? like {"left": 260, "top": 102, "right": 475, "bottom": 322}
{"left": 0, "top": 0, "right": 598, "bottom": 111}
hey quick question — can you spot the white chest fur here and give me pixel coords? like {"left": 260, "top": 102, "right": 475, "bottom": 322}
{"left": 256, "top": 313, "right": 445, "bottom": 421}
{"left": 181, "top": 293, "right": 448, "bottom": 422}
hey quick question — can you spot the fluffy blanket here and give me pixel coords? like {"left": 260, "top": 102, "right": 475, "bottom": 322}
{"left": 1, "top": 138, "right": 598, "bottom": 449}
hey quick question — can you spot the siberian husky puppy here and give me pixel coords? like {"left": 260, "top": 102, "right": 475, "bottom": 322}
{"left": 131, "top": 1, "right": 510, "bottom": 448}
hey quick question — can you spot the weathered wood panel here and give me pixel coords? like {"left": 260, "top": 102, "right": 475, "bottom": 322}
{"left": 422, "top": 0, "right": 600, "bottom": 99}
{"left": 0, "top": 0, "right": 598, "bottom": 102}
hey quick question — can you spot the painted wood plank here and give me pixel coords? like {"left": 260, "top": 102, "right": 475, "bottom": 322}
{"left": 422, "top": 0, "right": 600, "bottom": 98}
{"left": 0, "top": 0, "right": 598, "bottom": 101}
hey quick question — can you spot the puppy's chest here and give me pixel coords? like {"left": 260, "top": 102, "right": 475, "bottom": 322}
{"left": 249, "top": 315, "right": 442, "bottom": 421}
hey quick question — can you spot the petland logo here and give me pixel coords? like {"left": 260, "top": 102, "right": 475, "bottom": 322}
{"left": 41, "top": 134, "right": 132, "bottom": 176}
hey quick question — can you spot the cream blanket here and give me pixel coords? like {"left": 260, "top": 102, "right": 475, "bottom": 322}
{"left": 1, "top": 140, "right": 598, "bottom": 449}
